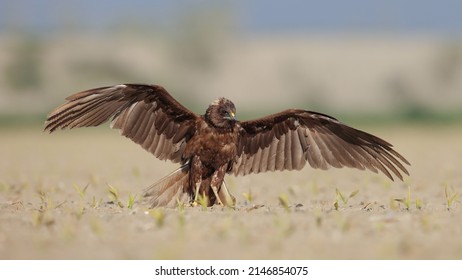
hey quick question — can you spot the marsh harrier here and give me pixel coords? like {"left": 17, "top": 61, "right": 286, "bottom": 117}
{"left": 45, "top": 84, "right": 409, "bottom": 207}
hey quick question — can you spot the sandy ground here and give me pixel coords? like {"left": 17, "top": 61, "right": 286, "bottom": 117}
{"left": 0, "top": 125, "right": 461, "bottom": 259}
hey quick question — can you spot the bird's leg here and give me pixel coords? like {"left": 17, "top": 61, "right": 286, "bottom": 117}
{"left": 211, "top": 185, "right": 223, "bottom": 206}
{"left": 217, "top": 180, "right": 236, "bottom": 207}
{"left": 190, "top": 156, "right": 204, "bottom": 207}
{"left": 192, "top": 178, "right": 202, "bottom": 206}
{"left": 210, "top": 165, "right": 228, "bottom": 207}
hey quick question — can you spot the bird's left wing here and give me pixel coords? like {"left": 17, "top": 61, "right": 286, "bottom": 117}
{"left": 233, "top": 109, "right": 410, "bottom": 180}
{"left": 44, "top": 84, "right": 198, "bottom": 163}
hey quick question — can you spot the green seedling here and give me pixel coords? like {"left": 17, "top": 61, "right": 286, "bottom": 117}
{"left": 242, "top": 190, "right": 254, "bottom": 204}
{"left": 176, "top": 199, "right": 186, "bottom": 213}
{"left": 394, "top": 185, "right": 412, "bottom": 210}
{"left": 196, "top": 193, "right": 209, "bottom": 211}
{"left": 336, "top": 188, "right": 359, "bottom": 204}
{"left": 278, "top": 193, "right": 290, "bottom": 212}
{"left": 91, "top": 196, "right": 102, "bottom": 209}
{"left": 127, "top": 193, "right": 137, "bottom": 209}
{"left": 334, "top": 188, "right": 359, "bottom": 210}
{"left": 73, "top": 183, "right": 88, "bottom": 200}
{"left": 37, "top": 190, "right": 53, "bottom": 211}
{"left": 107, "top": 184, "right": 124, "bottom": 208}
{"left": 73, "top": 183, "right": 88, "bottom": 218}
{"left": 334, "top": 199, "right": 339, "bottom": 211}
{"left": 444, "top": 184, "right": 459, "bottom": 211}
{"left": 415, "top": 198, "right": 423, "bottom": 210}
{"left": 107, "top": 184, "right": 119, "bottom": 201}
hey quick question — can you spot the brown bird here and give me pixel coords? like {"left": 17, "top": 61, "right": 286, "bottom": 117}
{"left": 44, "top": 84, "right": 410, "bottom": 207}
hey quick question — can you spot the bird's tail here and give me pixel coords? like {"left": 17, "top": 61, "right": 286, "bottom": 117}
{"left": 142, "top": 164, "right": 191, "bottom": 208}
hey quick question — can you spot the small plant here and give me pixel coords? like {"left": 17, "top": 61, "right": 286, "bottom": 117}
{"left": 91, "top": 196, "right": 102, "bottom": 209}
{"left": 278, "top": 193, "right": 290, "bottom": 212}
{"left": 127, "top": 193, "right": 137, "bottom": 209}
{"left": 36, "top": 190, "right": 53, "bottom": 211}
{"left": 196, "top": 193, "right": 209, "bottom": 211}
{"left": 73, "top": 183, "right": 88, "bottom": 218}
{"left": 242, "top": 190, "right": 254, "bottom": 204}
{"left": 444, "top": 184, "right": 459, "bottom": 211}
{"left": 107, "top": 184, "right": 124, "bottom": 208}
{"left": 333, "top": 199, "right": 339, "bottom": 211}
{"left": 73, "top": 183, "right": 88, "bottom": 200}
{"left": 415, "top": 198, "right": 423, "bottom": 210}
{"left": 334, "top": 188, "right": 359, "bottom": 210}
{"left": 176, "top": 199, "right": 186, "bottom": 213}
{"left": 389, "top": 197, "right": 398, "bottom": 210}
{"left": 337, "top": 188, "right": 359, "bottom": 204}
{"left": 394, "top": 185, "right": 413, "bottom": 210}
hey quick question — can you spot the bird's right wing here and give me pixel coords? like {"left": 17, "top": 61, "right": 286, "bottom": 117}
{"left": 44, "top": 84, "right": 198, "bottom": 163}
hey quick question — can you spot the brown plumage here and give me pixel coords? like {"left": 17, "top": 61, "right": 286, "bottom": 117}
{"left": 44, "top": 84, "right": 410, "bottom": 207}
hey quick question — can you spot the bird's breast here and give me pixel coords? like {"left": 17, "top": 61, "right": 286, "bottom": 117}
{"left": 184, "top": 125, "right": 238, "bottom": 168}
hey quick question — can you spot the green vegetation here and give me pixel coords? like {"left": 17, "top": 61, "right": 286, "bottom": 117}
{"left": 333, "top": 188, "right": 359, "bottom": 210}
{"left": 278, "top": 193, "right": 291, "bottom": 212}
{"left": 444, "top": 184, "right": 459, "bottom": 211}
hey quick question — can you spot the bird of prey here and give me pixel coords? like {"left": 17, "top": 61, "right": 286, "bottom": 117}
{"left": 45, "top": 84, "right": 410, "bottom": 208}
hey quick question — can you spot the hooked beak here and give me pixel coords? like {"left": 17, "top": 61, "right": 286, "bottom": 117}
{"left": 224, "top": 111, "right": 237, "bottom": 121}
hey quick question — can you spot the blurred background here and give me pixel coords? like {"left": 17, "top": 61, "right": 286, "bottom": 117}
{"left": 1, "top": 0, "right": 462, "bottom": 125}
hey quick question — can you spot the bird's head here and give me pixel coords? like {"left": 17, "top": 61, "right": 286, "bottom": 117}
{"left": 205, "top": 97, "right": 237, "bottom": 129}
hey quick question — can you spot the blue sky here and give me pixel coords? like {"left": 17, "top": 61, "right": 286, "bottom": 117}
{"left": 1, "top": 0, "right": 462, "bottom": 35}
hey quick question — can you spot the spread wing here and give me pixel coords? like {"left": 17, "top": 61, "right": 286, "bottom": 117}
{"left": 44, "top": 84, "right": 198, "bottom": 163}
{"left": 233, "top": 109, "right": 410, "bottom": 181}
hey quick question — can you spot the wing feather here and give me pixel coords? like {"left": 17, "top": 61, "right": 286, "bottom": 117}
{"left": 267, "top": 137, "right": 278, "bottom": 172}
{"left": 275, "top": 134, "right": 285, "bottom": 170}
{"left": 148, "top": 131, "right": 161, "bottom": 155}
{"left": 138, "top": 106, "right": 156, "bottom": 145}
{"left": 44, "top": 84, "right": 198, "bottom": 163}
{"left": 251, "top": 148, "right": 263, "bottom": 173}
{"left": 233, "top": 109, "right": 410, "bottom": 181}
{"left": 305, "top": 127, "right": 328, "bottom": 170}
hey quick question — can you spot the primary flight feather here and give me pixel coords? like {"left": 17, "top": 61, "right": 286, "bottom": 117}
{"left": 45, "top": 84, "right": 410, "bottom": 207}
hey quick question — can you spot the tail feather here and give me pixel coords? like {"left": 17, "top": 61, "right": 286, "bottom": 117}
{"left": 143, "top": 164, "right": 191, "bottom": 208}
